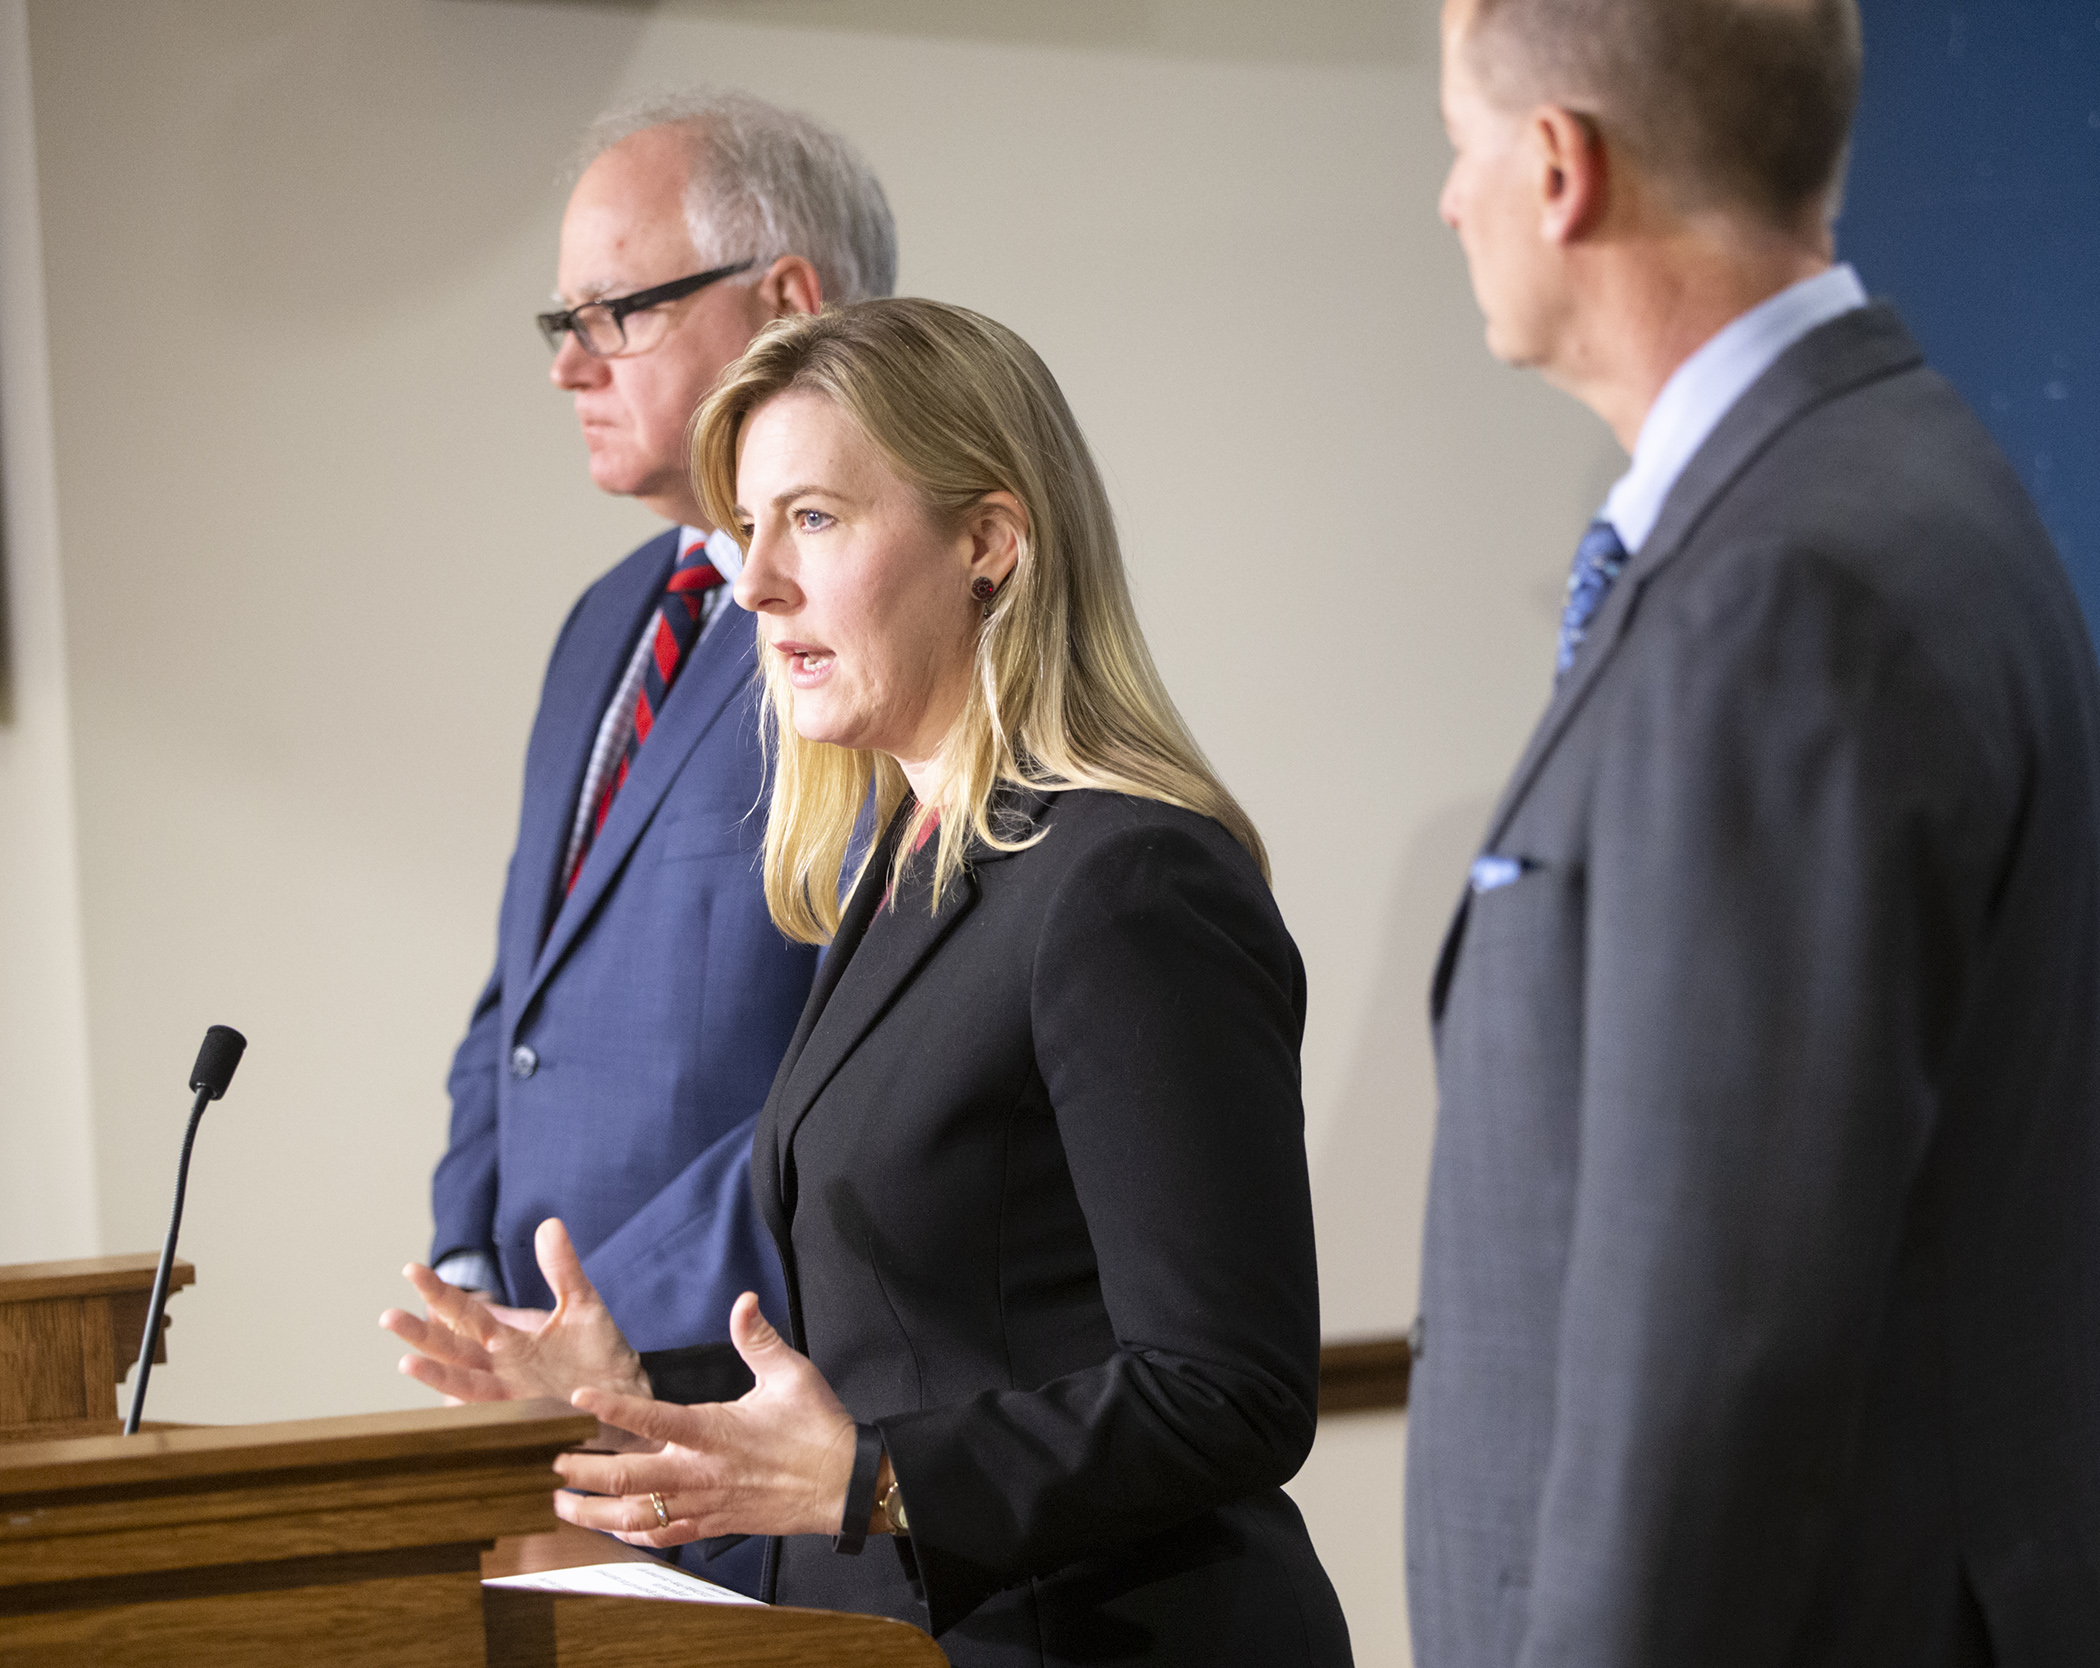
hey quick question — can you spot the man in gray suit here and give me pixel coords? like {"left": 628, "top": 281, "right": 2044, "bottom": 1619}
{"left": 1411, "top": 2, "right": 2100, "bottom": 1664}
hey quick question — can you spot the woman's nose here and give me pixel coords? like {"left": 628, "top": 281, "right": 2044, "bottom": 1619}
{"left": 734, "top": 531, "right": 796, "bottom": 614}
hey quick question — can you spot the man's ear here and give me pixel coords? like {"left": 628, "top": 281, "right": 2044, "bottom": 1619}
{"left": 1533, "top": 106, "right": 1608, "bottom": 245}
{"left": 758, "top": 254, "right": 824, "bottom": 320}
{"left": 964, "top": 491, "right": 1027, "bottom": 591}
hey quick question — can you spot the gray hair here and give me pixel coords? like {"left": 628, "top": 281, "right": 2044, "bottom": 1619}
{"left": 576, "top": 89, "right": 897, "bottom": 303}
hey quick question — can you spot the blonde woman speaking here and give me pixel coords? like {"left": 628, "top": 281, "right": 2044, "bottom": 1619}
{"left": 384, "top": 299, "right": 1351, "bottom": 1668}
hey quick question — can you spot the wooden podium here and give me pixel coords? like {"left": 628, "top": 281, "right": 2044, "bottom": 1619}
{"left": 0, "top": 1257, "right": 945, "bottom": 1666}
{"left": 0, "top": 1253, "right": 191, "bottom": 1441}
{"left": 481, "top": 1522, "right": 948, "bottom": 1666}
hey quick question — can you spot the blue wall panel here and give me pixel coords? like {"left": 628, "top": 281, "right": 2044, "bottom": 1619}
{"left": 1841, "top": 2, "right": 2100, "bottom": 638}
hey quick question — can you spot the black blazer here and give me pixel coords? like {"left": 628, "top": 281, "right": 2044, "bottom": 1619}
{"left": 1410, "top": 305, "right": 2100, "bottom": 1667}
{"left": 655, "top": 789, "right": 1351, "bottom": 1667}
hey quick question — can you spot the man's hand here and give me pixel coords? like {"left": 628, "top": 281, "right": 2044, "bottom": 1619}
{"left": 380, "top": 1218, "right": 654, "bottom": 1446}
{"left": 481, "top": 1298, "right": 553, "bottom": 1332}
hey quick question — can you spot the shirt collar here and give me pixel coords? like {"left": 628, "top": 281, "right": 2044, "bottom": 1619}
{"left": 1602, "top": 262, "right": 1868, "bottom": 554}
{"left": 676, "top": 524, "right": 743, "bottom": 580}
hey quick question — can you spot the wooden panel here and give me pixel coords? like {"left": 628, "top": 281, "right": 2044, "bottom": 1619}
{"left": 0, "top": 1300, "right": 95, "bottom": 1426}
{"left": 0, "top": 1404, "right": 597, "bottom": 1588}
{"left": 0, "top": 1565, "right": 484, "bottom": 1668}
{"left": 0, "top": 1254, "right": 187, "bottom": 1435}
{"left": 0, "top": 1421, "right": 189, "bottom": 1448}
{"left": 1317, "top": 1335, "right": 1412, "bottom": 1415}
{"left": 74, "top": 1298, "right": 114, "bottom": 1421}
{"left": 0, "top": 1541, "right": 483, "bottom": 1616}
{"left": 0, "top": 1418, "right": 121, "bottom": 1446}
{"left": 0, "top": 1401, "right": 611, "bottom": 1668}
{"left": 0, "top": 1400, "right": 595, "bottom": 1492}
{"left": 107, "top": 1288, "right": 163, "bottom": 1382}
{"left": 3, "top": 1467, "right": 567, "bottom": 1585}
{"left": 6, "top": 1449, "right": 567, "bottom": 1544}
{"left": 0, "top": 1256, "right": 192, "bottom": 1305}
{"left": 484, "top": 1591, "right": 950, "bottom": 1667}
{"left": 484, "top": 1522, "right": 661, "bottom": 1578}
{"left": 483, "top": 1523, "right": 950, "bottom": 1666}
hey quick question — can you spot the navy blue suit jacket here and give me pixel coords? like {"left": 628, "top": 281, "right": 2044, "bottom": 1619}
{"left": 432, "top": 527, "right": 816, "bottom": 1355}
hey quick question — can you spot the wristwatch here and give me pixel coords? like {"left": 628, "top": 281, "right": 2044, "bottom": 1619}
{"left": 876, "top": 1473, "right": 910, "bottom": 1536}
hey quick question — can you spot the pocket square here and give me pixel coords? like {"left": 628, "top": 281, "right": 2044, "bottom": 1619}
{"left": 1468, "top": 854, "right": 1527, "bottom": 893}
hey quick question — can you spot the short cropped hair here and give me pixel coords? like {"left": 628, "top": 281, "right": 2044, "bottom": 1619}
{"left": 1464, "top": 0, "right": 1863, "bottom": 225}
{"left": 576, "top": 90, "right": 897, "bottom": 303}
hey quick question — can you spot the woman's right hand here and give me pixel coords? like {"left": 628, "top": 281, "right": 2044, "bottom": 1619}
{"left": 379, "top": 1217, "right": 656, "bottom": 1448}
{"left": 551, "top": 1292, "right": 862, "bottom": 1545}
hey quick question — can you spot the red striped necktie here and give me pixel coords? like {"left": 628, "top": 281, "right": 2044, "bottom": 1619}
{"left": 565, "top": 534, "right": 725, "bottom": 893}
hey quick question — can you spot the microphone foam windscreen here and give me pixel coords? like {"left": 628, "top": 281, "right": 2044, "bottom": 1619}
{"left": 189, "top": 1025, "right": 248, "bottom": 1100}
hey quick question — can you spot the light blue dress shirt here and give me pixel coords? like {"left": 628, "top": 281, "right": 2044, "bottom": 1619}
{"left": 1602, "top": 263, "right": 1869, "bottom": 554}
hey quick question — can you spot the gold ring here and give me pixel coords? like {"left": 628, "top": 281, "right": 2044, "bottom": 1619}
{"left": 649, "top": 1491, "right": 669, "bottom": 1528}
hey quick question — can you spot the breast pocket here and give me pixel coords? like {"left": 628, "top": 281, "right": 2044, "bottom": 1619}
{"left": 1434, "top": 857, "right": 1585, "bottom": 1220}
{"left": 1445, "top": 860, "right": 1583, "bottom": 1053}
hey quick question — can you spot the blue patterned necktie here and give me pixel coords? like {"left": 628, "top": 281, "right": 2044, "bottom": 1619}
{"left": 1556, "top": 517, "right": 1630, "bottom": 682}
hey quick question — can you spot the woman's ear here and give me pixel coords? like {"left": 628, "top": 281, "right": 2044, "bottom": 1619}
{"left": 965, "top": 492, "right": 1028, "bottom": 590}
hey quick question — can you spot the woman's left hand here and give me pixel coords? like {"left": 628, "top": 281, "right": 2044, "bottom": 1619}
{"left": 552, "top": 1291, "right": 862, "bottom": 1545}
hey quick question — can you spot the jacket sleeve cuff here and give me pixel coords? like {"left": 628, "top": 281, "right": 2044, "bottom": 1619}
{"left": 432, "top": 1248, "right": 502, "bottom": 1297}
{"left": 831, "top": 1422, "right": 885, "bottom": 1554}
{"left": 876, "top": 1412, "right": 1019, "bottom": 1637}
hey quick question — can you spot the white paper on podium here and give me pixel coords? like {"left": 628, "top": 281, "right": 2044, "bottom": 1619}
{"left": 483, "top": 1559, "right": 767, "bottom": 1606}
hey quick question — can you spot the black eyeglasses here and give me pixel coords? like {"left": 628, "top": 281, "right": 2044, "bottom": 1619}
{"left": 537, "top": 259, "right": 758, "bottom": 357}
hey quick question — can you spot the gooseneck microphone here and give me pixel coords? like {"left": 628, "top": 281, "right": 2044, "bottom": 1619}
{"left": 123, "top": 1025, "right": 247, "bottom": 1436}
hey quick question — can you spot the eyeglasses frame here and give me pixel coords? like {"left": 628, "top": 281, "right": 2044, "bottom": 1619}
{"left": 536, "top": 258, "right": 759, "bottom": 356}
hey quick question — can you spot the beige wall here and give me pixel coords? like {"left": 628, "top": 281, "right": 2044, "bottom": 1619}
{"left": 1, "top": 2, "right": 1618, "bottom": 1660}
{"left": 0, "top": 0, "right": 100, "bottom": 1265}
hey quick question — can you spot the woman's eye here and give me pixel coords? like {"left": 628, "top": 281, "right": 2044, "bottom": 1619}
{"left": 736, "top": 522, "right": 755, "bottom": 540}
{"left": 794, "top": 509, "right": 833, "bottom": 533}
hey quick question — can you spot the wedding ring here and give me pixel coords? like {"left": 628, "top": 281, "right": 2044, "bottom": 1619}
{"left": 649, "top": 1491, "right": 670, "bottom": 1528}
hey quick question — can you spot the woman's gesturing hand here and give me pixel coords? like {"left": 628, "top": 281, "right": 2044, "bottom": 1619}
{"left": 551, "top": 1291, "right": 861, "bottom": 1545}
{"left": 379, "top": 1217, "right": 654, "bottom": 1445}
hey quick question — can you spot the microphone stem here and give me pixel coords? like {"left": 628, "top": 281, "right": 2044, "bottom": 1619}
{"left": 124, "top": 1085, "right": 211, "bottom": 1436}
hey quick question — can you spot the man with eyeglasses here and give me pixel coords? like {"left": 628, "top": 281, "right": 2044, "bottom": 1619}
{"left": 419, "top": 91, "right": 894, "bottom": 1594}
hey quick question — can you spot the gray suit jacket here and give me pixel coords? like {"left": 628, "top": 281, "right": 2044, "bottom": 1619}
{"left": 1408, "top": 305, "right": 2100, "bottom": 1668}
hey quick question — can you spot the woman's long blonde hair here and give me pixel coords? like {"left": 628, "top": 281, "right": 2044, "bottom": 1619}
{"left": 692, "top": 298, "right": 1266, "bottom": 944}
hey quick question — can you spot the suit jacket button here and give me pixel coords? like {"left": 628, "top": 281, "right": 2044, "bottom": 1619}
{"left": 509, "top": 1045, "right": 539, "bottom": 1080}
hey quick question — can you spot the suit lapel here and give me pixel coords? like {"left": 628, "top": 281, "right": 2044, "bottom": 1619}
{"left": 771, "top": 815, "right": 899, "bottom": 1106}
{"left": 1479, "top": 304, "right": 1925, "bottom": 854}
{"left": 525, "top": 603, "right": 761, "bottom": 1009}
{"left": 1429, "top": 307, "right": 1927, "bottom": 1031}
{"left": 752, "top": 793, "right": 1041, "bottom": 1266}
{"left": 1476, "top": 540, "right": 1647, "bottom": 853}
{"left": 772, "top": 848, "right": 980, "bottom": 1172}
{"left": 751, "top": 806, "right": 904, "bottom": 1267}
{"left": 1428, "top": 890, "right": 1472, "bottom": 1030}
{"left": 502, "top": 532, "right": 674, "bottom": 1009}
